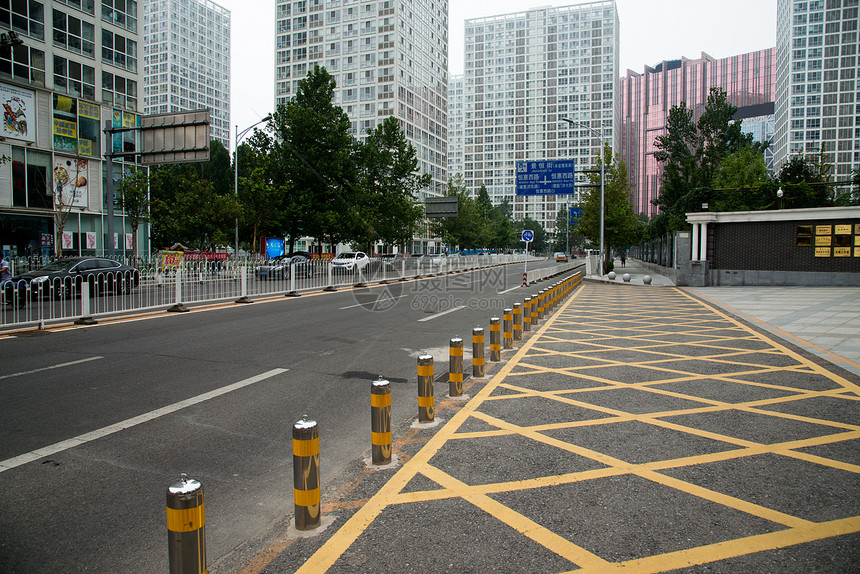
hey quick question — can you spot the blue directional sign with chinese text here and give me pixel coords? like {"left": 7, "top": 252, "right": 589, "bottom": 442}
{"left": 515, "top": 159, "right": 576, "bottom": 196}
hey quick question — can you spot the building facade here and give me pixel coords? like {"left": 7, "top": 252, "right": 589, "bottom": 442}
{"left": 620, "top": 49, "right": 776, "bottom": 217}
{"left": 274, "top": 0, "right": 448, "bottom": 199}
{"left": 0, "top": 0, "right": 147, "bottom": 258}
{"left": 142, "top": 0, "right": 230, "bottom": 148}
{"left": 447, "top": 73, "right": 463, "bottom": 180}
{"left": 774, "top": 0, "right": 859, "bottom": 193}
{"left": 461, "top": 1, "right": 620, "bottom": 238}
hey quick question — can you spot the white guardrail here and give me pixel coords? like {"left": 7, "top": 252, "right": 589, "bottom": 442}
{"left": 524, "top": 260, "right": 582, "bottom": 285}
{"left": 1, "top": 254, "right": 546, "bottom": 330}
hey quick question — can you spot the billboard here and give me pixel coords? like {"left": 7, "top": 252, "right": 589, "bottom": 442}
{"left": 515, "top": 159, "right": 576, "bottom": 196}
{"left": 139, "top": 109, "right": 210, "bottom": 165}
{"left": 0, "top": 83, "right": 35, "bottom": 142}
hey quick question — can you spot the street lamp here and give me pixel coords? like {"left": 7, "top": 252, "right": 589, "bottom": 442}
{"left": 234, "top": 114, "right": 272, "bottom": 257}
{"left": 776, "top": 187, "right": 784, "bottom": 210}
{"left": 561, "top": 117, "right": 605, "bottom": 275}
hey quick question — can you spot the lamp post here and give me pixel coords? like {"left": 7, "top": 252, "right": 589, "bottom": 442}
{"left": 561, "top": 117, "right": 605, "bottom": 275}
{"left": 234, "top": 115, "right": 272, "bottom": 257}
{"left": 776, "top": 187, "right": 784, "bottom": 210}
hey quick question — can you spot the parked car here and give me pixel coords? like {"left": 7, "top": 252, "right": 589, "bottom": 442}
{"left": 256, "top": 251, "right": 312, "bottom": 280}
{"left": 430, "top": 253, "right": 447, "bottom": 266}
{"left": 554, "top": 252, "right": 568, "bottom": 262}
{"left": 6, "top": 257, "right": 140, "bottom": 302}
{"left": 379, "top": 253, "right": 408, "bottom": 270}
{"left": 330, "top": 252, "right": 370, "bottom": 273}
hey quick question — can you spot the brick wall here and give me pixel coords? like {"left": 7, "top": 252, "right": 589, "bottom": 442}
{"left": 711, "top": 219, "right": 860, "bottom": 273}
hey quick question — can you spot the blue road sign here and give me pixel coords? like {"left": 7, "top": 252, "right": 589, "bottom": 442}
{"left": 515, "top": 159, "right": 576, "bottom": 196}
{"left": 569, "top": 207, "right": 583, "bottom": 224}
{"left": 521, "top": 229, "right": 534, "bottom": 243}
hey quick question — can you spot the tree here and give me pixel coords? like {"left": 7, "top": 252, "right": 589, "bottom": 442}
{"left": 52, "top": 157, "right": 89, "bottom": 256}
{"left": 511, "top": 217, "right": 547, "bottom": 253}
{"left": 117, "top": 167, "right": 150, "bottom": 260}
{"left": 712, "top": 144, "right": 772, "bottom": 211}
{"left": 355, "top": 116, "right": 429, "bottom": 251}
{"left": 576, "top": 144, "right": 644, "bottom": 271}
{"left": 237, "top": 128, "right": 282, "bottom": 254}
{"left": 430, "top": 176, "right": 483, "bottom": 249}
{"left": 270, "top": 66, "right": 357, "bottom": 252}
{"left": 777, "top": 151, "right": 833, "bottom": 209}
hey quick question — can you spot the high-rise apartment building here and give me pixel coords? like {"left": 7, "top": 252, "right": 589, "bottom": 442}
{"left": 0, "top": 0, "right": 148, "bottom": 257}
{"left": 274, "top": 0, "right": 448, "bottom": 198}
{"left": 142, "top": 0, "right": 231, "bottom": 148}
{"left": 447, "top": 74, "right": 463, "bottom": 179}
{"left": 774, "top": 0, "right": 858, "bottom": 192}
{"left": 462, "top": 1, "right": 619, "bottom": 237}
{"left": 620, "top": 49, "right": 776, "bottom": 216}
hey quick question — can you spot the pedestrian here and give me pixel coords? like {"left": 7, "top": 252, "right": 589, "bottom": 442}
{"left": 620, "top": 251, "right": 626, "bottom": 267}
{"left": 1, "top": 250, "right": 14, "bottom": 305}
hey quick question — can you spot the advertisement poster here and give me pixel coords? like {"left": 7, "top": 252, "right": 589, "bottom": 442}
{"left": 0, "top": 83, "right": 36, "bottom": 142}
{"left": 54, "top": 157, "right": 89, "bottom": 208}
{"left": 86, "top": 232, "right": 97, "bottom": 249}
{"left": 126, "top": 233, "right": 133, "bottom": 250}
{"left": 62, "top": 232, "right": 74, "bottom": 250}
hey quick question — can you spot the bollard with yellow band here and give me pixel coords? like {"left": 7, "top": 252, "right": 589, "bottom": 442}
{"left": 523, "top": 297, "right": 532, "bottom": 331}
{"left": 418, "top": 354, "right": 434, "bottom": 423}
{"left": 537, "top": 290, "right": 546, "bottom": 321}
{"left": 167, "top": 474, "right": 206, "bottom": 574}
{"left": 449, "top": 338, "right": 464, "bottom": 397}
{"left": 371, "top": 378, "right": 391, "bottom": 465}
{"left": 513, "top": 302, "right": 523, "bottom": 340}
{"left": 531, "top": 294, "right": 540, "bottom": 327}
{"left": 503, "top": 309, "right": 513, "bottom": 349}
{"left": 489, "top": 317, "right": 501, "bottom": 361}
{"left": 472, "top": 328, "right": 485, "bottom": 378}
{"left": 293, "top": 416, "right": 320, "bottom": 530}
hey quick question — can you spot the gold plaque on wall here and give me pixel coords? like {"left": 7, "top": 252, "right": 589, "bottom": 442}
{"left": 856, "top": 247, "right": 860, "bottom": 257}
{"left": 815, "top": 225, "right": 832, "bottom": 235}
{"left": 856, "top": 235, "right": 860, "bottom": 246}
{"left": 815, "top": 247, "right": 831, "bottom": 257}
{"left": 834, "top": 247, "right": 851, "bottom": 257}
{"left": 835, "top": 224, "right": 851, "bottom": 234}
{"left": 815, "top": 235, "right": 832, "bottom": 246}
{"left": 797, "top": 225, "right": 813, "bottom": 246}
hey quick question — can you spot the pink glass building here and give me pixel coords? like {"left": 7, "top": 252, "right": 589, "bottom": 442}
{"left": 620, "top": 49, "right": 776, "bottom": 217}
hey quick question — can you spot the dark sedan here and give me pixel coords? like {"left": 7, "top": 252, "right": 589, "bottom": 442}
{"left": 255, "top": 252, "right": 312, "bottom": 280}
{"left": 6, "top": 257, "right": 140, "bottom": 302}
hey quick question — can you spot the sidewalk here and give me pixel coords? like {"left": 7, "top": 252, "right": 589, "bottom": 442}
{"left": 584, "top": 258, "right": 675, "bottom": 287}
{"left": 234, "top": 279, "right": 860, "bottom": 574}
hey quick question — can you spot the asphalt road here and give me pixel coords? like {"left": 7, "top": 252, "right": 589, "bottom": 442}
{"left": 0, "top": 259, "right": 575, "bottom": 573}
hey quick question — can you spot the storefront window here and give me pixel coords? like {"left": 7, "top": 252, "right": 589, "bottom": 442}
{"left": 11, "top": 146, "right": 50, "bottom": 209}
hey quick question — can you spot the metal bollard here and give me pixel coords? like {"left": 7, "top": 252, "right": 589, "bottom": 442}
{"left": 537, "top": 290, "right": 546, "bottom": 320}
{"left": 531, "top": 294, "right": 540, "bottom": 327}
{"left": 472, "top": 328, "right": 485, "bottom": 378}
{"left": 293, "top": 416, "right": 320, "bottom": 530}
{"left": 513, "top": 302, "right": 523, "bottom": 340}
{"left": 167, "top": 474, "right": 206, "bottom": 574}
{"left": 503, "top": 308, "right": 513, "bottom": 349}
{"left": 418, "top": 354, "right": 434, "bottom": 423}
{"left": 448, "top": 338, "right": 464, "bottom": 397}
{"left": 523, "top": 297, "right": 532, "bottom": 331}
{"left": 371, "top": 378, "right": 391, "bottom": 465}
{"left": 489, "top": 317, "right": 501, "bottom": 361}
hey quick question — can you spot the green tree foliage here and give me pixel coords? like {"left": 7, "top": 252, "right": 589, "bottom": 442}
{"left": 237, "top": 128, "right": 282, "bottom": 254}
{"left": 777, "top": 152, "right": 834, "bottom": 209}
{"left": 511, "top": 217, "right": 547, "bottom": 253}
{"left": 270, "top": 65, "right": 357, "bottom": 251}
{"left": 354, "top": 116, "right": 430, "bottom": 250}
{"left": 576, "top": 144, "right": 644, "bottom": 270}
{"left": 117, "top": 167, "right": 150, "bottom": 259}
{"left": 712, "top": 145, "right": 774, "bottom": 211}
{"left": 430, "top": 176, "right": 482, "bottom": 249}
{"left": 653, "top": 88, "right": 754, "bottom": 230}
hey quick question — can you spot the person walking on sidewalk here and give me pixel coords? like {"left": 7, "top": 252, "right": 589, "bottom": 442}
{"left": 620, "top": 250, "right": 626, "bottom": 267}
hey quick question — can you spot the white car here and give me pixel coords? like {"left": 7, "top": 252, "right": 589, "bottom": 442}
{"left": 330, "top": 252, "right": 370, "bottom": 273}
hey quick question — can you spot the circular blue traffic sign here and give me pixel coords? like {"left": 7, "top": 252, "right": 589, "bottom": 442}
{"left": 522, "top": 230, "right": 534, "bottom": 242}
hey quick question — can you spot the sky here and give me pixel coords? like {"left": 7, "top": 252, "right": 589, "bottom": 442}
{"left": 217, "top": 0, "right": 777, "bottom": 143}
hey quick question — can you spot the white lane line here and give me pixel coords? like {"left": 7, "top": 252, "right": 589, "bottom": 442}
{"left": 0, "top": 356, "right": 104, "bottom": 381}
{"left": 0, "top": 368, "right": 288, "bottom": 473}
{"left": 418, "top": 305, "right": 466, "bottom": 322}
{"left": 339, "top": 293, "right": 410, "bottom": 310}
{"left": 497, "top": 285, "right": 524, "bottom": 295}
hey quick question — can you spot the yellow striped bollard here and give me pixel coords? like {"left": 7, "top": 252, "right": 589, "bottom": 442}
{"left": 293, "top": 416, "right": 320, "bottom": 530}
{"left": 489, "top": 317, "right": 501, "bottom": 361}
{"left": 449, "top": 338, "right": 464, "bottom": 397}
{"left": 167, "top": 474, "right": 206, "bottom": 574}
{"left": 513, "top": 302, "right": 523, "bottom": 340}
{"left": 523, "top": 297, "right": 532, "bottom": 332}
{"left": 371, "top": 378, "right": 391, "bottom": 465}
{"left": 537, "top": 290, "right": 546, "bottom": 320}
{"left": 418, "top": 354, "right": 434, "bottom": 423}
{"left": 503, "top": 308, "right": 513, "bottom": 349}
{"left": 531, "top": 294, "right": 540, "bottom": 327}
{"left": 472, "top": 328, "right": 485, "bottom": 378}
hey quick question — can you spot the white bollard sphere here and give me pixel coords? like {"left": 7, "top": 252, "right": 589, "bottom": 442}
{"left": 643, "top": 275, "right": 652, "bottom": 285}
{"left": 622, "top": 273, "right": 631, "bottom": 282}
{"left": 607, "top": 271, "right": 616, "bottom": 280}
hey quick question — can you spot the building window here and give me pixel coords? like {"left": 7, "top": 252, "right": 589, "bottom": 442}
{"left": 53, "top": 55, "right": 95, "bottom": 100}
{"left": 55, "top": 0, "right": 93, "bottom": 15}
{"left": 102, "top": 29, "right": 137, "bottom": 72}
{"left": 0, "top": 44, "right": 45, "bottom": 85}
{"left": 53, "top": 9, "right": 95, "bottom": 58}
{"left": 11, "top": 146, "right": 51, "bottom": 209}
{"left": 0, "top": 0, "right": 45, "bottom": 41}
{"left": 102, "top": 70, "right": 137, "bottom": 110}
{"left": 101, "top": 0, "right": 137, "bottom": 33}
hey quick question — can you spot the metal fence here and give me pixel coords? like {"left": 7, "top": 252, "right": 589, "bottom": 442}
{"left": 1, "top": 254, "right": 535, "bottom": 330}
